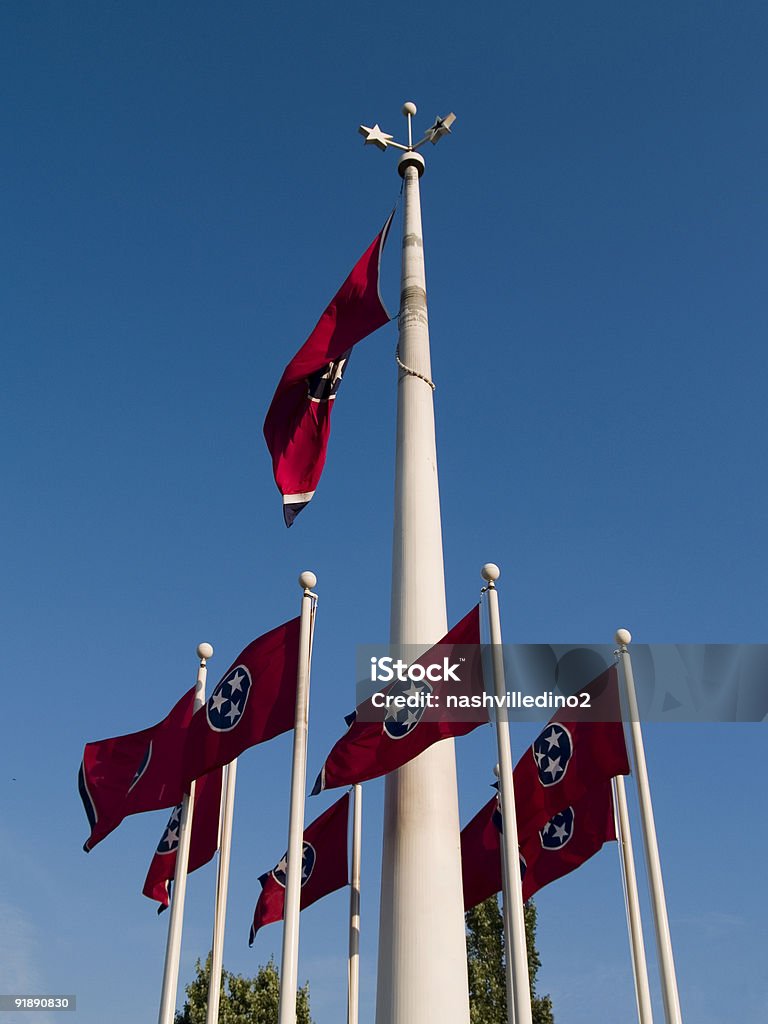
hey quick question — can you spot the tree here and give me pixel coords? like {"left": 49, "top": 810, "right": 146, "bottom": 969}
{"left": 466, "top": 897, "right": 554, "bottom": 1024}
{"left": 174, "top": 954, "right": 313, "bottom": 1024}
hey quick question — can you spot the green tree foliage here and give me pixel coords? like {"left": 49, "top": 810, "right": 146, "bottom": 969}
{"left": 174, "top": 953, "right": 312, "bottom": 1024}
{"left": 466, "top": 897, "right": 554, "bottom": 1024}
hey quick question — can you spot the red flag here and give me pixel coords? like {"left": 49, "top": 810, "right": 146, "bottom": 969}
{"left": 311, "top": 607, "right": 485, "bottom": 794}
{"left": 79, "top": 687, "right": 194, "bottom": 852}
{"left": 461, "top": 782, "right": 616, "bottom": 909}
{"left": 142, "top": 766, "right": 223, "bottom": 910}
{"left": 249, "top": 793, "right": 350, "bottom": 943}
{"left": 183, "top": 618, "right": 300, "bottom": 785}
{"left": 263, "top": 215, "right": 393, "bottom": 526}
{"left": 514, "top": 666, "right": 629, "bottom": 840}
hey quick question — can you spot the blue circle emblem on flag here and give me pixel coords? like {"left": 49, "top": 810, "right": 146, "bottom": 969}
{"left": 307, "top": 353, "right": 349, "bottom": 402}
{"left": 382, "top": 678, "right": 433, "bottom": 740}
{"left": 206, "top": 665, "right": 252, "bottom": 732}
{"left": 271, "top": 842, "right": 316, "bottom": 889}
{"left": 519, "top": 852, "right": 527, "bottom": 882}
{"left": 531, "top": 723, "right": 573, "bottom": 787}
{"left": 539, "top": 806, "right": 575, "bottom": 850}
{"left": 156, "top": 804, "right": 183, "bottom": 855}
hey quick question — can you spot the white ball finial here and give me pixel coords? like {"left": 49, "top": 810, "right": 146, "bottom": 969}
{"left": 299, "top": 570, "right": 317, "bottom": 590}
{"left": 615, "top": 628, "right": 632, "bottom": 646}
{"left": 481, "top": 563, "right": 501, "bottom": 583}
{"left": 197, "top": 642, "right": 214, "bottom": 661}
{"left": 402, "top": 101, "right": 417, "bottom": 116}
{"left": 493, "top": 763, "right": 500, "bottom": 778}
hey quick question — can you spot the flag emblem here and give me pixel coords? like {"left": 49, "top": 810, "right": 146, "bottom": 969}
{"left": 383, "top": 679, "right": 433, "bottom": 740}
{"left": 156, "top": 804, "right": 183, "bottom": 855}
{"left": 539, "top": 807, "right": 575, "bottom": 850}
{"left": 206, "top": 666, "right": 252, "bottom": 732}
{"left": 532, "top": 724, "right": 573, "bottom": 786}
{"left": 127, "top": 741, "right": 153, "bottom": 794}
{"left": 271, "top": 842, "right": 317, "bottom": 889}
{"left": 307, "top": 353, "right": 350, "bottom": 402}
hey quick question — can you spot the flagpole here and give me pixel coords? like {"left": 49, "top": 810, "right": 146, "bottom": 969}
{"left": 347, "top": 783, "right": 362, "bottom": 1024}
{"left": 615, "top": 630, "right": 683, "bottom": 1024}
{"left": 205, "top": 757, "right": 238, "bottom": 1024}
{"left": 612, "top": 775, "right": 654, "bottom": 1024}
{"left": 277, "top": 571, "right": 318, "bottom": 1024}
{"left": 494, "top": 765, "right": 517, "bottom": 1024}
{"left": 157, "top": 642, "right": 213, "bottom": 1024}
{"left": 482, "top": 565, "right": 533, "bottom": 1024}
{"left": 368, "top": 101, "right": 470, "bottom": 1024}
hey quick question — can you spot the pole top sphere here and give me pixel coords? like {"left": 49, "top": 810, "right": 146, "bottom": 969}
{"left": 493, "top": 763, "right": 500, "bottom": 778}
{"left": 398, "top": 150, "right": 425, "bottom": 177}
{"left": 481, "top": 563, "right": 501, "bottom": 583}
{"left": 615, "top": 628, "right": 632, "bottom": 646}
{"left": 197, "top": 642, "right": 214, "bottom": 661}
{"left": 402, "top": 101, "right": 417, "bottom": 116}
{"left": 299, "top": 570, "right": 317, "bottom": 590}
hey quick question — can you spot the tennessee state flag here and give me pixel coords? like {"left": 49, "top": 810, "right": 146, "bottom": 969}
{"left": 79, "top": 686, "right": 194, "bottom": 852}
{"left": 461, "top": 781, "right": 616, "bottom": 909}
{"left": 514, "top": 666, "right": 630, "bottom": 840}
{"left": 183, "top": 618, "right": 300, "bottom": 785}
{"left": 311, "top": 607, "right": 484, "bottom": 794}
{"left": 263, "top": 214, "right": 393, "bottom": 526}
{"left": 142, "top": 765, "right": 223, "bottom": 910}
{"left": 249, "top": 793, "right": 350, "bottom": 943}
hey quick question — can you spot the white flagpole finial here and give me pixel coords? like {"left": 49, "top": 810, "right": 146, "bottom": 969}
{"left": 481, "top": 563, "right": 501, "bottom": 583}
{"left": 197, "top": 642, "right": 214, "bottom": 662}
{"left": 299, "top": 570, "right": 317, "bottom": 591}
{"left": 615, "top": 628, "right": 632, "bottom": 647}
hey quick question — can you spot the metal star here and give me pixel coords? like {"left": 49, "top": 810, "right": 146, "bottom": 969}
{"left": 358, "top": 123, "right": 394, "bottom": 151}
{"left": 424, "top": 112, "right": 456, "bottom": 145}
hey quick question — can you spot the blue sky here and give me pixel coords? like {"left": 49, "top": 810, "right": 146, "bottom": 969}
{"left": 2, "top": 2, "right": 766, "bottom": 1023}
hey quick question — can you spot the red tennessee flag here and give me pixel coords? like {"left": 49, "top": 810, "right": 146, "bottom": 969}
{"left": 514, "top": 666, "right": 630, "bottom": 841}
{"left": 263, "top": 214, "right": 393, "bottom": 526}
{"left": 461, "top": 781, "right": 616, "bottom": 910}
{"left": 183, "top": 618, "right": 300, "bottom": 785}
{"left": 79, "top": 686, "right": 194, "bottom": 852}
{"left": 311, "top": 606, "right": 485, "bottom": 794}
{"left": 249, "top": 793, "right": 350, "bottom": 943}
{"left": 142, "top": 765, "right": 223, "bottom": 910}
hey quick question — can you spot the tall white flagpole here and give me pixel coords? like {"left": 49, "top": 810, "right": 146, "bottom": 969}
{"left": 361, "top": 102, "right": 470, "bottom": 1024}
{"left": 205, "top": 757, "right": 238, "bottom": 1024}
{"left": 158, "top": 642, "right": 213, "bottom": 1024}
{"left": 277, "top": 571, "right": 318, "bottom": 1024}
{"left": 493, "top": 765, "right": 516, "bottom": 1024}
{"left": 615, "top": 629, "right": 683, "bottom": 1024}
{"left": 347, "top": 783, "right": 363, "bottom": 1024}
{"left": 612, "top": 774, "right": 654, "bottom": 1024}
{"left": 482, "top": 564, "right": 533, "bottom": 1024}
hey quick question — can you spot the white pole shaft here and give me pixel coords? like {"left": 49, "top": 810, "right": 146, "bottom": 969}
{"left": 277, "top": 583, "right": 317, "bottom": 1024}
{"left": 347, "top": 783, "right": 363, "bottom": 1024}
{"left": 157, "top": 656, "right": 208, "bottom": 1024}
{"left": 485, "top": 582, "right": 533, "bottom": 1024}
{"left": 377, "top": 155, "right": 470, "bottom": 1024}
{"left": 612, "top": 774, "right": 654, "bottom": 1024}
{"left": 497, "top": 825, "right": 516, "bottom": 1024}
{"left": 617, "top": 643, "right": 683, "bottom": 1024}
{"left": 205, "top": 758, "right": 238, "bottom": 1024}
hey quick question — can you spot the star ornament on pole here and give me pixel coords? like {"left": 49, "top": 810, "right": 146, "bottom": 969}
{"left": 358, "top": 101, "right": 456, "bottom": 156}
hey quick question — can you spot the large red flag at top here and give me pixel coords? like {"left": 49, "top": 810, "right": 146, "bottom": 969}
{"left": 263, "top": 214, "right": 393, "bottom": 526}
{"left": 79, "top": 686, "right": 194, "bottom": 852}
{"left": 249, "top": 793, "right": 350, "bottom": 943}
{"left": 142, "top": 765, "right": 223, "bottom": 910}
{"left": 182, "top": 618, "right": 301, "bottom": 786}
{"left": 312, "top": 606, "right": 485, "bottom": 794}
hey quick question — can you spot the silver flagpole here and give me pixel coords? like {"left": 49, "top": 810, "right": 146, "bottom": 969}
{"left": 277, "top": 572, "right": 318, "bottom": 1024}
{"left": 482, "top": 565, "right": 533, "bottom": 1024}
{"left": 359, "top": 101, "right": 470, "bottom": 1024}
{"left": 494, "top": 765, "right": 517, "bottom": 1024}
{"left": 205, "top": 757, "right": 238, "bottom": 1024}
{"left": 347, "top": 783, "right": 363, "bottom": 1024}
{"left": 615, "top": 630, "right": 683, "bottom": 1024}
{"left": 612, "top": 775, "right": 654, "bottom": 1024}
{"left": 158, "top": 642, "right": 213, "bottom": 1024}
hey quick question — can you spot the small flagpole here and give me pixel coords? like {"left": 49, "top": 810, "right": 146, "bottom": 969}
{"left": 612, "top": 774, "right": 654, "bottom": 1024}
{"left": 205, "top": 757, "right": 238, "bottom": 1024}
{"left": 347, "top": 783, "right": 363, "bottom": 1024}
{"left": 157, "top": 642, "right": 213, "bottom": 1024}
{"left": 278, "top": 571, "right": 318, "bottom": 1024}
{"left": 482, "top": 564, "right": 533, "bottom": 1024}
{"left": 615, "top": 630, "right": 683, "bottom": 1024}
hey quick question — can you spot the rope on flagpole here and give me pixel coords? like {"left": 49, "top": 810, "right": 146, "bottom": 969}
{"left": 395, "top": 343, "right": 435, "bottom": 390}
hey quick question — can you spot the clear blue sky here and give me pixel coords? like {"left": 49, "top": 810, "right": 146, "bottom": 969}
{"left": 2, "top": 3, "right": 766, "bottom": 1023}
